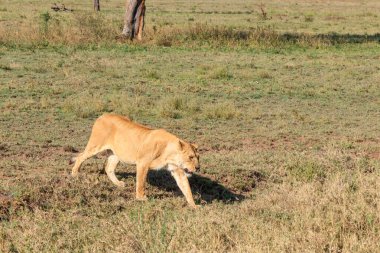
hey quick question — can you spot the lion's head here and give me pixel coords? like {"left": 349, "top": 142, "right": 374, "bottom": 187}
{"left": 174, "top": 139, "right": 200, "bottom": 176}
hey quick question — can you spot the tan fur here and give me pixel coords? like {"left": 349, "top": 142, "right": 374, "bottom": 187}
{"left": 71, "top": 114, "right": 200, "bottom": 208}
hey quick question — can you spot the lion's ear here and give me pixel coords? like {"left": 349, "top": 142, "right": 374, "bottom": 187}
{"left": 178, "top": 140, "right": 185, "bottom": 150}
{"left": 191, "top": 143, "right": 199, "bottom": 150}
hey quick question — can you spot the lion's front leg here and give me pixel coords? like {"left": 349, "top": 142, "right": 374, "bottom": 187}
{"left": 136, "top": 163, "right": 149, "bottom": 201}
{"left": 171, "top": 169, "right": 197, "bottom": 208}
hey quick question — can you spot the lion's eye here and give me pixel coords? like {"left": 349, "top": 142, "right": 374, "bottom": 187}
{"left": 189, "top": 156, "right": 194, "bottom": 159}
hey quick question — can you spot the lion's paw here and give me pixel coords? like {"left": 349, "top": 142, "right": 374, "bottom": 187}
{"left": 136, "top": 195, "right": 148, "bottom": 201}
{"left": 116, "top": 181, "right": 125, "bottom": 188}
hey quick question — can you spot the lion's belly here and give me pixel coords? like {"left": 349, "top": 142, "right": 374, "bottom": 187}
{"left": 120, "top": 159, "right": 136, "bottom": 165}
{"left": 110, "top": 138, "right": 139, "bottom": 164}
{"left": 110, "top": 148, "right": 137, "bottom": 165}
{"left": 151, "top": 164, "right": 168, "bottom": 170}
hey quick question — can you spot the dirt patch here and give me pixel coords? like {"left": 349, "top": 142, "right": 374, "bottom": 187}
{"left": 199, "top": 136, "right": 318, "bottom": 154}
{"left": 200, "top": 137, "right": 380, "bottom": 156}
{"left": 63, "top": 145, "right": 79, "bottom": 153}
{"left": 4, "top": 175, "right": 135, "bottom": 218}
{"left": 0, "top": 144, "right": 8, "bottom": 152}
{"left": 0, "top": 191, "right": 23, "bottom": 221}
{"left": 1, "top": 144, "right": 83, "bottom": 163}
{"left": 145, "top": 170, "right": 249, "bottom": 203}
{"left": 0, "top": 192, "right": 13, "bottom": 221}
{"left": 0, "top": 144, "right": 9, "bottom": 157}
{"left": 368, "top": 152, "right": 380, "bottom": 160}
{"left": 214, "top": 170, "right": 266, "bottom": 194}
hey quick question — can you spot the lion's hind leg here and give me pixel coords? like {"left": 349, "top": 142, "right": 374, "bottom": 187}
{"left": 105, "top": 155, "right": 125, "bottom": 187}
{"left": 71, "top": 145, "right": 106, "bottom": 177}
{"left": 71, "top": 119, "right": 111, "bottom": 177}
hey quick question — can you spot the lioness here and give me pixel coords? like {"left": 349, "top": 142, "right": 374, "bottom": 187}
{"left": 71, "top": 114, "right": 200, "bottom": 208}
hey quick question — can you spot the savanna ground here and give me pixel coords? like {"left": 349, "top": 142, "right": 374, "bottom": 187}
{"left": 0, "top": 0, "right": 380, "bottom": 252}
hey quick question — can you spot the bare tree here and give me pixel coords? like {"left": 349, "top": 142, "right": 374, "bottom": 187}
{"left": 94, "top": 0, "right": 100, "bottom": 11}
{"left": 121, "top": 0, "right": 146, "bottom": 40}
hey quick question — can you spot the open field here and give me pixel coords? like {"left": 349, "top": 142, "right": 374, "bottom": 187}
{"left": 1, "top": 0, "right": 380, "bottom": 252}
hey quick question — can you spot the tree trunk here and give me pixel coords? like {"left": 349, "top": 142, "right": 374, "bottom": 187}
{"left": 94, "top": 0, "right": 100, "bottom": 11}
{"left": 122, "top": 0, "right": 146, "bottom": 40}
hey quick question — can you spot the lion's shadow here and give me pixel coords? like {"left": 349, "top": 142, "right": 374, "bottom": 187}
{"left": 117, "top": 170, "right": 244, "bottom": 204}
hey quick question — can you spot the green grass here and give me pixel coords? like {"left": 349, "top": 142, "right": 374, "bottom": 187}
{"left": 1, "top": 0, "right": 380, "bottom": 252}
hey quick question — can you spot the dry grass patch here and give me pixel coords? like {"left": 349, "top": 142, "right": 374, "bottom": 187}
{"left": 0, "top": 18, "right": 336, "bottom": 48}
{"left": 62, "top": 91, "right": 150, "bottom": 119}
{"left": 62, "top": 91, "right": 109, "bottom": 118}
{"left": 204, "top": 102, "right": 241, "bottom": 120}
{"left": 157, "top": 96, "right": 201, "bottom": 119}
{"left": 0, "top": 12, "right": 119, "bottom": 45}
{"left": 209, "top": 67, "right": 234, "bottom": 80}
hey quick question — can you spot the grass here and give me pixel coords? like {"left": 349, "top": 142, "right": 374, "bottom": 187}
{"left": 1, "top": 0, "right": 380, "bottom": 252}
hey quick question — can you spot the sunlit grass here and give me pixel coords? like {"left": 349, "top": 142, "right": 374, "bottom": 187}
{"left": 1, "top": 0, "right": 380, "bottom": 252}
